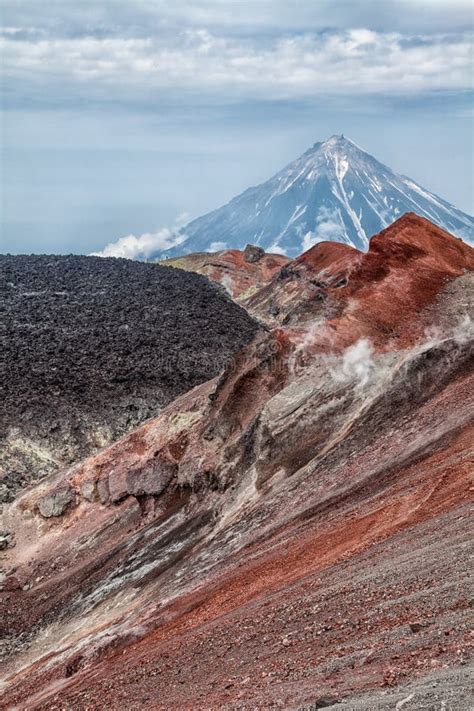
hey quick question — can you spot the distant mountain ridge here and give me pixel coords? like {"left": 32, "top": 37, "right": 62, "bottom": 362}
{"left": 159, "top": 135, "right": 474, "bottom": 258}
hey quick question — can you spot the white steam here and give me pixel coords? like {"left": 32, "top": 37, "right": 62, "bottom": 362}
{"left": 339, "top": 338, "right": 375, "bottom": 386}
{"left": 424, "top": 313, "right": 473, "bottom": 346}
{"left": 454, "top": 313, "right": 473, "bottom": 343}
{"left": 220, "top": 273, "right": 234, "bottom": 295}
{"left": 288, "top": 319, "right": 325, "bottom": 376}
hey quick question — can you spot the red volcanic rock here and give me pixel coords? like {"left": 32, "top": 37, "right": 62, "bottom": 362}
{"left": 106, "top": 468, "right": 129, "bottom": 503}
{"left": 246, "top": 213, "right": 473, "bottom": 352}
{"left": 160, "top": 247, "right": 289, "bottom": 299}
{"left": 127, "top": 459, "right": 177, "bottom": 498}
{"left": 294, "top": 239, "right": 361, "bottom": 277}
{"left": 1, "top": 216, "right": 473, "bottom": 710}
{"left": 320, "top": 213, "right": 473, "bottom": 350}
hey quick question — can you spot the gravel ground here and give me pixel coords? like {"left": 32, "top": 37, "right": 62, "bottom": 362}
{"left": 298, "top": 664, "right": 473, "bottom": 710}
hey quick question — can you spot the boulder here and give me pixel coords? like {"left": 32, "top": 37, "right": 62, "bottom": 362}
{"left": 80, "top": 480, "right": 97, "bottom": 502}
{"left": 244, "top": 244, "right": 265, "bottom": 263}
{"left": 108, "top": 468, "right": 129, "bottom": 503}
{"left": 38, "top": 485, "right": 74, "bottom": 518}
{"left": 0, "top": 530, "right": 14, "bottom": 549}
{"left": 126, "top": 458, "right": 177, "bottom": 497}
{"left": 311, "top": 698, "right": 339, "bottom": 709}
{"left": 106, "top": 458, "right": 177, "bottom": 503}
{"left": 97, "top": 476, "right": 110, "bottom": 505}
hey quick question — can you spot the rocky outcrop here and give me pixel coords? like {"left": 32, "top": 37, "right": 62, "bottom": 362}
{"left": 0, "top": 216, "right": 472, "bottom": 710}
{"left": 245, "top": 214, "right": 474, "bottom": 347}
{"left": 159, "top": 247, "right": 289, "bottom": 299}
{"left": 243, "top": 244, "right": 265, "bottom": 263}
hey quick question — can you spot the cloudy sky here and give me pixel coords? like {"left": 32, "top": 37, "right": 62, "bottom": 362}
{"left": 1, "top": 0, "right": 473, "bottom": 255}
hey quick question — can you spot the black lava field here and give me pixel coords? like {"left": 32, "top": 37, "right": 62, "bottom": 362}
{"left": 0, "top": 255, "right": 260, "bottom": 496}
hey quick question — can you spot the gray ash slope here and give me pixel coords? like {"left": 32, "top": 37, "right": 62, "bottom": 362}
{"left": 0, "top": 255, "right": 260, "bottom": 499}
{"left": 160, "top": 135, "right": 474, "bottom": 259}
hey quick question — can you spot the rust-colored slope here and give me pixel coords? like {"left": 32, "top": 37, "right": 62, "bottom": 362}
{"left": 1, "top": 216, "right": 473, "bottom": 710}
{"left": 3, "top": 343, "right": 472, "bottom": 710}
{"left": 321, "top": 213, "right": 474, "bottom": 350}
{"left": 160, "top": 247, "right": 289, "bottom": 299}
{"left": 294, "top": 239, "right": 361, "bottom": 272}
{"left": 246, "top": 213, "right": 473, "bottom": 351}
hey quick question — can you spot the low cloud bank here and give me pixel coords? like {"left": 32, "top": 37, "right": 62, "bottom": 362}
{"left": 2, "top": 28, "right": 472, "bottom": 103}
{"left": 91, "top": 215, "right": 188, "bottom": 260}
{"left": 208, "top": 241, "right": 228, "bottom": 252}
{"left": 302, "top": 206, "right": 345, "bottom": 252}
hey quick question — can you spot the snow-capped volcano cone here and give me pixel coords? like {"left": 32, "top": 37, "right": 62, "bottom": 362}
{"left": 161, "top": 134, "right": 473, "bottom": 258}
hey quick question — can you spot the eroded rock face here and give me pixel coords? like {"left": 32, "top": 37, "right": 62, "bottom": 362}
{"left": 158, "top": 248, "right": 289, "bottom": 299}
{"left": 1, "top": 216, "right": 473, "bottom": 710}
{"left": 245, "top": 213, "right": 474, "bottom": 344}
{"left": 80, "top": 481, "right": 96, "bottom": 503}
{"left": 126, "top": 459, "right": 177, "bottom": 497}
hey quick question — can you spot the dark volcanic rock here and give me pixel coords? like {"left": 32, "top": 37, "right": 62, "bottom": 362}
{"left": 127, "top": 458, "right": 177, "bottom": 497}
{"left": 243, "top": 244, "right": 265, "bottom": 263}
{"left": 107, "top": 458, "right": 177, "bottom": 503}
{"left": 0, "top": 255, "right": 260, "bottom": 497}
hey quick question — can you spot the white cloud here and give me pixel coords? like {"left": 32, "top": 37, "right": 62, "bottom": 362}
{"left": 208, "top": 241, "right": 228, "bottom": 251}
{"left": 3, "top": 1, "right": 473, "bottom": 38}
{"left": 1, "top": 28, "right": 472, "bottom": 103}
{"left": 91, "top": 214, "right": 189, "bottom": 259}
{"left": 302, "top": 232, "right": 323, "bottom": 252}
{"left": 302, "top": 206, "right": 345, "bottom": 251}
{"left": 268, "top": 244, "right": 288, "bottom": 255}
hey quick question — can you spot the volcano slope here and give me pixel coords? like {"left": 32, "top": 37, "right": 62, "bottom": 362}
{"left": 1, "top": 215, "right": 473, "bottom": 710}
{"left": 159, "top": 245, "right": 289, "bottom": 300}
{"left": 0, "top": 255, "right": 259, "bottom": 502}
